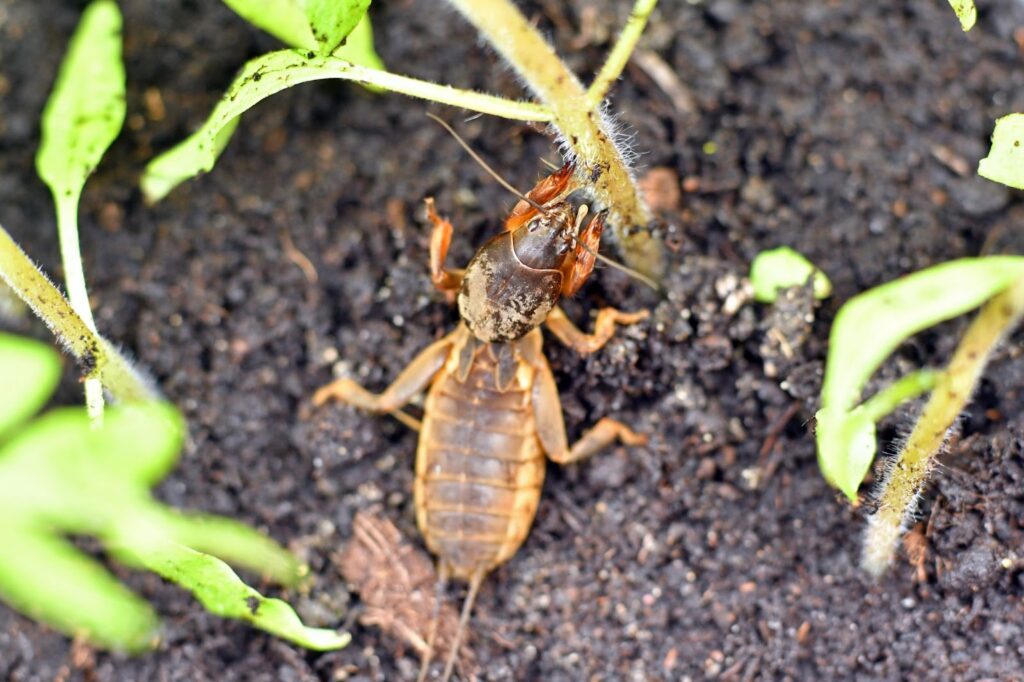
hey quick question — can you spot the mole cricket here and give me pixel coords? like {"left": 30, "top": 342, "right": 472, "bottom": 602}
{"left": 314, "top": 120, "right": 651, "bottom": 681}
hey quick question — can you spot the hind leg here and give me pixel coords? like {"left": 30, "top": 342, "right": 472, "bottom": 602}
{"left": 531, "top": 355, "right": 647, "bottom": 465}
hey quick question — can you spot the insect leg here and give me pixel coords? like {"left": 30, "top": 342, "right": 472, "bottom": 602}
{"left": 425, "top": 198, "right": 463, "bottom": 296}
{"left": 532, "top": 356, "right": 647, "bottom": 465}
{"left": 441, "top": 566, "right": 486, "bottom": 682}
{"left": 544, "top": 305, "right": 649, "bottom": 355}
{"left": 312, "top": 336, "right": 453, "bottom": 420}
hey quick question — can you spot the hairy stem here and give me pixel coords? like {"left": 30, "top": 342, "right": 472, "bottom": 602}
{"left": 445, "top": 0, "right": 664, "bottom": 279}
{"left": 862, "top": 276, "right": 1024, "bottom": 575}
{"left": 0, "top": 224, "right": 157, "bottom": 404}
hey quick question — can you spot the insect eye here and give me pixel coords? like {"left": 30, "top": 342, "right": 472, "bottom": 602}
{"left": 528, "top": 219, "right": 541, "bottom": 232}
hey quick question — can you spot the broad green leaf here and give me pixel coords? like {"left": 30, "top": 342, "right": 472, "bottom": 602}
{"left": 979, "top": 114, "right": 1024, "bottom": 189}
{"left": 306, "top": 0, "right": 370, "bottom": 55}
{"left": 0, "top": 527, "right": 159, "bottom": 652}
{"left": 36, "top": 0, "right": 125, "bottom": 203}
{"left": 0, "top": 391, "right": 347, "bottom": 652}
{"left": 749, "top": 246, "right": 832, "bottom": 303}
{"left": 817, "top": 257, "right": 1024, "bottom": 499}
{"left": 221, "top": 0, "right": 316, "bottom": 48}
{"left": 0, "top": 335, "right": 60, "bottom": 440}
{"left": 134, "top": 543, "right": 348, "bottom": 651}
{"left": 947, "top": 0, "right": 977, "bottom": 31}
{"left": 0, "top": 224, "right": 158, "bottom": 404}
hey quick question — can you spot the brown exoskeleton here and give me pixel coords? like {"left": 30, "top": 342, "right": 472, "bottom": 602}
{"left": 314, "top": 154, "right": 649, "bottom": 681}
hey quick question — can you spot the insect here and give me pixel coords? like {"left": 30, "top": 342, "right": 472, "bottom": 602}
{"left": 314, "top": 125, "right": 650, "bottom": 681}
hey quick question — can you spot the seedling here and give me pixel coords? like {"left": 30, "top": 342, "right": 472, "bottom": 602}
{"left": 749, "top": 246, "right": 832, "bottom": 303}
{"left": 815, "top": 257, "right": 1024, "bottom": 575}
{"left": 36, "top": 0, "right": 126, "bottom": 421}
{"left": 0, "top": 333, "right": 348, "bottom": 651}
{"left": 142, "top": 0, "right": 664, "bottom": 277}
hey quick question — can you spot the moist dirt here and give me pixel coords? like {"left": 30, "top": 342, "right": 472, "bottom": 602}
{"left": 2, "top": 1, "right": 1024, "bottom": 680}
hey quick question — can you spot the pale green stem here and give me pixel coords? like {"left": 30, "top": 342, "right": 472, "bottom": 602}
{"left": 0, "top": 223, "right": 157, "bottom": 404}
{"left": 586, "top": 0, "right": 658, "bottom": 109}
{"left": 54, "top": 193, "right": 104, "bottom": 423}
{"left": 347, "top": 62, "right": 553, "bottom": 121}
{"left": 862, "top": 276, "right": 1024, "bottom": 575}
{"left": 445, "top": 0, "right": 665, "bottom": 279}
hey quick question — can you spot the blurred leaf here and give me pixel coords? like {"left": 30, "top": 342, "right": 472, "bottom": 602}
{"left": 947, "top": 0, "right": 977, "bottom": 31}
{"left": 0, "top": 350, "right": 347, "bottom": 651}
{"left": 816, "top": 257, "right": 1024, "bottom": 499}
{"left": 749, "top": 246, "right": 832, "bottom": 303}
{"left": 132, "top": 543, "right": 348, "bottom": 651}
{"left": 0, "top": 335, "right": 60, "bottom": 441}
{"left": 305, "top": 0, "right": 370, "bottom": 54}
{"left": 0, "top": 527, "right": 159, "bottom": 652}
{"left": 35, "top": 0, "right": 125, "bottom": 206}
{"left": 979, "top": 113, "right": 1024, "bottom": 189}
{"left": 221, "top": 0, "right": 316, "bottom": 48}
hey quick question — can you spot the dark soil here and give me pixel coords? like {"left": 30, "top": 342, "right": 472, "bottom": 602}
{"left": 3, "top": 0, "right": 1024, "bottom": 680}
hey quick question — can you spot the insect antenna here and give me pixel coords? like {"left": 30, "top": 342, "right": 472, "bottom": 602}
{"left": 440, "top": 566, "right": 486, "bottom": 682}
{"left": 426, "top": 113, "right": 546, "bottom": 212}
{"left": 417, "top": 563, "right": 451, "bottom": 682}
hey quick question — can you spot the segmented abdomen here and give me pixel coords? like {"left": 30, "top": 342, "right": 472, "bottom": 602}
{"left": 414, "top": 355, "right": 544, "bottom": 581}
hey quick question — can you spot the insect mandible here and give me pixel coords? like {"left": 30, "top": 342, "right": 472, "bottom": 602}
{"left": 313, "top": 131, "right": 650, "bottom": 681}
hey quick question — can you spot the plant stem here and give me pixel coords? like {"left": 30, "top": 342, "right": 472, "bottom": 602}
{"left": 55, "top": 193, "right": 105, "bottom": 422}
{"left": 862, "top": 276, "right": 1024, "bottom": 575}
{"left": 586, "top": 0, "right": 658, "bottom": 109}
{"left": 445, "top": 0, "right": 665, "bottom": 279}
{"left": 345, "top": 62, "right": 553, "bottom": 122}
{"left": 0, "top": 223, "right": 157, "bottom": 404}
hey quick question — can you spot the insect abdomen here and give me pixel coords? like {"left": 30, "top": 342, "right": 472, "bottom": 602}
{"left": 414, "top": 354, "right": 545, "bottom": 581}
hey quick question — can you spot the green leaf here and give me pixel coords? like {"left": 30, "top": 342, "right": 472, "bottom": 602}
{"left": 0, "top": 527, "right": 159, "bottom": 652}
{"left": 0, "top": 335, "right": 60, "bottom": 441}
{"left": 142, "top": 49, "right": 385, "bottom": 203}
{"left": 306, "top": 0, "right": 370, "bottom": 55}
{"left": 0, "top": 391, "right": 347, "bottom": 652}
{"left": 749, "top": 246, "right": 832, "bottom": 303}
{"left": 133, "top": 543, "right": 348, "bottom": 651}
{"left": 979, "top": 113, "right": 1024, "bottom": 190}
{"left": 35, "top": 0, "right": 125, "bottom": 203}
{"left": 947, "top": 0, "right": 977, "bottom": 31}
{"left": 221, "top": 0, "right": 316, "bottom": 48}
{"left": 817, "top": 257, "right": 1024, "bottom": 499}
